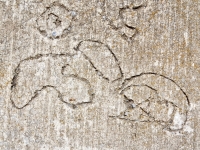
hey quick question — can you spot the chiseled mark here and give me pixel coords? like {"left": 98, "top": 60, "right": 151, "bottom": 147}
{"left": 74, "top": 39, "right": 123, "bottom": 82}
{"left": 11, "top": 76, "right": 93, "bottom": 109}
{"left": 121, "top": 1, "right": 147, "bottom": 11}
{"left": 36, "top": 1, "right": 76, "bottom": 39}
{"left": 59, "top": 74, "right": 94, "bottom": 107}
{"left": 110, "top": 72, "right": 190, "bottom": 132}
{"left": 119, "top": 3, "right": 147, "bottom": 41}
{"left": 61, "top": 64, "right": 77, "bottom": 76}
{"left": 121, "top": 72, "right": 190, "bottom": 105}
{"left": 10, "top": 53, "right": 94, "bottom": 109}
{"left": 105, "top": 2, "right": 147, "bottom": 41}
{"left": 11, "top": 53, "right": 74, "bottom": 90}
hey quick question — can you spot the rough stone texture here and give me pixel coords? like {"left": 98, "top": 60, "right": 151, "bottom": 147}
{"left": 0, "top": 0, "right": 200, "bottom": 149}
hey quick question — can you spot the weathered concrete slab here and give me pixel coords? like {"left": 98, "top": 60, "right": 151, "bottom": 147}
{"left": 0, "top": 0, "right": 200, "bottom": 149}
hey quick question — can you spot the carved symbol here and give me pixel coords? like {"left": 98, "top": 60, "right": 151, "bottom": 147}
{"left": 110, "top": 73, "right": 190, "bottom": 131}
{"left": 74, "top": 40, "right": 123, "bottom": 82}
{"left": 10, "top": 54, "right": 94, "bottom": 109}
{"left": 10, "top": 40, "right": 121, "bottom": 109}
{"left": 105, "top": 2, "right": 147, "bottom": 41}
{"left": 36, "top": 2, "right": 75, "bottom": 39}
{"left": 10, "top": 40, "right": 191, "bottom": 132}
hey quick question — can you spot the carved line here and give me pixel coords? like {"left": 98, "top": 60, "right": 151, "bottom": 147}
{"left": 36, "top": 1, "right": 76, "bottom": 39}
{"left": 11, "top": 39, "right": 124, "bottom": 109}
{"left": 10, "top": 53, "right": 94, "bottom": 109}
{"left": 11, "top": 79, "right": 93, "bottom": 110}
{"left": 10, "top": 47, "right": 190, "bottom": 132}
{"left": 74, "top": 39, "right": 124, "bottom": 82}
{"left": 101, "top": 3, "right": 147, "bottom": 41}
{"left": 61, "top": 64, "right": 78, "bottom": 76}
{"left": 11, "top": 53, "right": 75, "bottom": 90}
{"left": 110, "top": 72, "right": 190, "bottom": 131}
{"left": 121, "top": 72, "right": 190, "bottom": 106}
{"left": 122, "top": 84, "right": 178, "bottom": 113}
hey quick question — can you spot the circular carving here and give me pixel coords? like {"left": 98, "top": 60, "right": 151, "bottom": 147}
{"left": 36, "top": 2, "right": 74, "bottom": 39}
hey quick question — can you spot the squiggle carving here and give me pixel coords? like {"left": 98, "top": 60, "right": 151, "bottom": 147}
{"left": 74, "top": 40, "right": 123, "bottom": 81}
{"left": 102, "top": 1, "right": 147, "bottom": 41}
{"left": 36, "top": 2, "right": 76, "bottom": 39}
{"left": 10, "top": 1, "right": 191, "bottom": 132}
{"left": 10, "top": 41, "right": 122, "bottom": 109}
{"left": 10, "top": 54, "right": 94, "bottom": 109}
{"left": 10, "top": 42, "right": 190, "bottom": 132}
{"left": 110, "top": 73, "right": 190, "bottom": 131}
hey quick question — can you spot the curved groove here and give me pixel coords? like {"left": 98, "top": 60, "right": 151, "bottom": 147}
{"left": 61, "top": 64, "right": 78, "bottom": 76}
{"left": 121, "top": 72, "right": 190, "bottom": 106}
{"left": 11, "top": 85, "right": 87, "bottom": 109}
{"left": 11, "top": 76, "right": 94, "bottom": 110}
{"left": 124, "top": 24, "right": 136, "bottom": 30}
{"left": 36, "top": 1, "right": 75, "bottom": 39}
{"left": 65, "top": 74, "right": 95, "bottom": 105}
{"left": 11, "top": 53, "right": 74, "bottom": 91}
{"left": 74, "top": 40, "right": 123, "bottom": 82}
{"left": 105, "top": 44, "right": 124, "bottom": 78}
{"left": 11, "top": 85, "right": 64, "bottom": 109}
{"left": 112, "top": 72, "right": 190, "bottom": 131}
{"left": 132, "top": 3, "right": 147, "bottom": 10}
{"left": 10, "top": 53, "right": 94, "bottom": 109}
{"left": 121, "top": 83, "right": 179, "bottom": 108}
{"left": 120, "top": 84, "right": 158, "bottom": 94}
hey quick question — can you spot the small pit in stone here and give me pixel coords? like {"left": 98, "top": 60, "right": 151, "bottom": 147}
{"left": 69, "top": 98, "right": 76, "bottom": 102}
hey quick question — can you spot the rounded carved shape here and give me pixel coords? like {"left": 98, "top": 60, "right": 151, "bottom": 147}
{"left": 10, "top": 54, "right": 94, "bottom": 109}
{"left": 76, "top": 40, "right": 123, "bottom": 81}
{"left": 36, "top": 2, "right": 74, "bottom": 39}
{"left": 118, "top": 73, "right": 190, "bottom": 131}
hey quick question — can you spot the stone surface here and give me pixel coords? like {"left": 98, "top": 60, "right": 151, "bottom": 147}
{"left": 0, "top": 0, "right": 200, "bottom": 149}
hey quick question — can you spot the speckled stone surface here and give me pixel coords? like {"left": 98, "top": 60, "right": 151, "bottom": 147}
{"left": 0, "top": 0, "right": 200, "bottom": 149}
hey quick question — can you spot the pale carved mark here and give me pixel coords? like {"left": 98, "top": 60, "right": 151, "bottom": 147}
{"left": 36, "top": 2, "right": 75, "bottom": 39}
{"left": 110, "top": 73, "right": 190, "bottom": 131}
{"left": 10, "top": 40, "right": 123, "bottom": 108}
{"left": 10, "top": 54, "right": 94, "bottom": 109}
{"left": 107, "top": 2, "right": 147, "bottom": 41}
{"left": 61, "top": 64, "right": 77, "bottom": 76}
{"left": 74, "top": 40, "right": 123, "bottom": 82}
{"left": 10, "top": 47, "right": 190, "bottom": 132}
